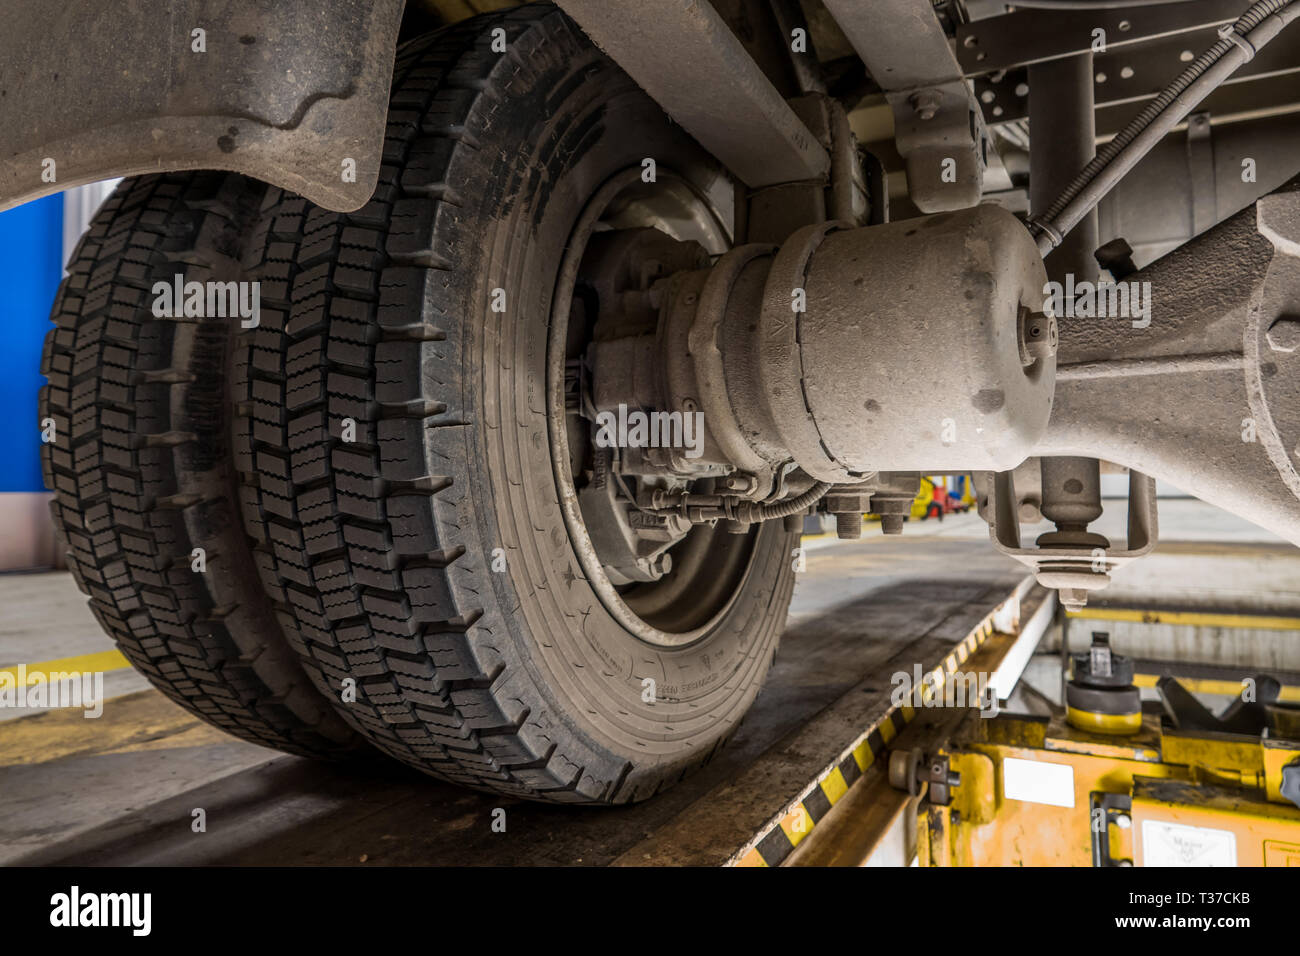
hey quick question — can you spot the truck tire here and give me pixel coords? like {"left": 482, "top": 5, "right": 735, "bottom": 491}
{"left": 41, "top": 172, "right": 360, "bottom": 757}
{"left": 233, "top": 5, "right": 798, "bottom": 803}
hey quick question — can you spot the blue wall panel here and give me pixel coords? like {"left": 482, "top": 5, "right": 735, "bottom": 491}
{"left": 0, "top": 194, "right": 64, "bottom": 493}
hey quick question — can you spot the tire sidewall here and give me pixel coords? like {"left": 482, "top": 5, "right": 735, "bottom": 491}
{"left": 451, "top": 14, "right": 796, "bottom": 787}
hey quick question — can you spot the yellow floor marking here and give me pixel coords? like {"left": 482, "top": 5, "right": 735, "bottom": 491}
{"left": 1, "top": 648, "right": 131, "bottom": 684}
{"left": 0, "top": 689, "right": 233, "bottom": 767}
{"left": 1068, "top": 607, "right": 1300, "bottom": 631}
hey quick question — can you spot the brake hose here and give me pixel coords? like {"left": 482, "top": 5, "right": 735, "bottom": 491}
{"left": 759, "top": 481, "right": 831, "bottom": 520}
{"left": 1028, "top": 0, "right": 1300, "bottom": 256}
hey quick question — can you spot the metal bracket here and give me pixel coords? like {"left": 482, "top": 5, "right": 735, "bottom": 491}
{"left": 888, "top": 85, "right": 991, "bottom": 213}
{"left": 889, "top": 747, "right": 962, "bottom": 806}
{"left": 987, "top": 468, "right": 1158, "bottom": 609}
{"left": 956, "top": 0, "right": 1249, "bottom": 75}
{"left": 1186, "top": 111, "right": 1218, "bottom": 236}
{"left": 745, "top": 92, "right": 870, "bottom": 242}
{"left": 823, "top": 0, "right": 989, "bottom": 212}
{"left": 1090, "top": 792, "right": 1134, "bottom": 867}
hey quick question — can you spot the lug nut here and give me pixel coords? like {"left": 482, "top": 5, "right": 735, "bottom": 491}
{"left": 881, "top": 514, "right": 905, "bottom": 535}
{"left": 836, "top": 512, "right": 863, "bottom": 539}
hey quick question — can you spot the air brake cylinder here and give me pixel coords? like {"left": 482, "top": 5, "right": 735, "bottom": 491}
{"left": 667, "top": 204, "right": 1057, "bottom": 483}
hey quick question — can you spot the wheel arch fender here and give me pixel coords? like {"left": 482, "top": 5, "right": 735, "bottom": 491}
{"left": 0, "top": 0, "right": 405, "bottom": 215}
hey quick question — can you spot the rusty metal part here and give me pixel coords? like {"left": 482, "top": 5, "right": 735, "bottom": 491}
{"left": 975, "top": 26, "right": 1300, "bottom": 131}
{"left": 578, "top": 448, "right": 690, "bottom": 585}
{"left": 0, "top": 0, "right": 404, "bottom": 214}
{"left": 824, "top": 0, "right": 990, "bottom": 212}
{"left": 556, "top": 0, "right": 830, "bottom": 189}
{"left": 648, "top": 481, "right": 830, "bottom": 527}
{"left": 549, "top": 168, "right": 772, "bottom": 649}
{"left": 835, "top": 513, "right": 863, "bottom": 539}
{"left": 577, "top": 229, "right": 720, "bottom": 581}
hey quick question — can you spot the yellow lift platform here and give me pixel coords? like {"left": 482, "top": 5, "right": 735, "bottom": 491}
{"left": 787, "top": 604, "right": 1300, "bottom": 867}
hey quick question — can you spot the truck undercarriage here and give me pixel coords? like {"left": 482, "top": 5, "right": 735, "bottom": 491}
{"left": 6, "top": 0, "right": 1300, "bottom": 804}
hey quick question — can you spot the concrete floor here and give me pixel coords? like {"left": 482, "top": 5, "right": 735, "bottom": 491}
{"left": 0, "top": 572, "right": 151, "bottom": 722}
{"left": 2, "top": 499, "right": 1298, "bottom": 865}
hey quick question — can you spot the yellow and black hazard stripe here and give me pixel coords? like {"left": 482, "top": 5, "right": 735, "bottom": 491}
{"left": 732, "top": 617, "right": 996, "bottom": 867}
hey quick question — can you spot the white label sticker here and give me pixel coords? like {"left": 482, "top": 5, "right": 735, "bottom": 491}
{"left": 1002, "top": 756, "right": 1075, "bottom": 808}
{"left": 1140, "top": 819, "right": 1237, "bottom": 867}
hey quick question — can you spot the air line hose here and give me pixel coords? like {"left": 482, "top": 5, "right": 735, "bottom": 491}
{"left": 1028, "top": 0, "right": 1300, "bottom": 255}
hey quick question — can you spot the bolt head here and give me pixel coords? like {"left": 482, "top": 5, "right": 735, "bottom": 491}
{"left": 650, "top": 553, "right": 674, "bottom": 575}
{"left": 1267, "top": 316, "right": 1300, "bottom": 353}
{"left": 909, "top": 89, "right": 942, "bottom": 121}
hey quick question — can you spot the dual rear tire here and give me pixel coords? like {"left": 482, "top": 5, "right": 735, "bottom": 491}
{"left": 41, "top": 4, "right": 796, "bottom": 803}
